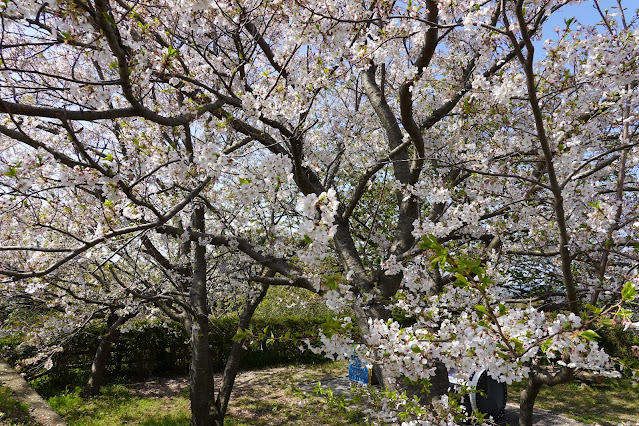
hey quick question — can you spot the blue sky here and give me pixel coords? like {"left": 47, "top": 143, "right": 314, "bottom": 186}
{"left": 543, "top": 0, "right": 621, "bottom": 39}
{"left": 536, "top": 0, "right": 622, "bottom": 58}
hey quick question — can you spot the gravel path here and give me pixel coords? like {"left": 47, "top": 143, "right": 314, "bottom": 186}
{"left": 0, "top": 358, "right": 66, "bottom": 426}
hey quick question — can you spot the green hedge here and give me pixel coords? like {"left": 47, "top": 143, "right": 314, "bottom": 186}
{"left": 23, "top": 315, "right": 327, "bottom": 394}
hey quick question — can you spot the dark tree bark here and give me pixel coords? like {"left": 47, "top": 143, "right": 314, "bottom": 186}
{"left": 187, "top": 204, "right": 215, "bottom": 426}
{"left": 81, "top": 312, "right": 133, "bottom": 398}
{"left": 213, "top": 282, "right": 270, "bottom": 425}
{"left": 519, "top": 377, "right": 542, "bottom": 426}
{"left": 145, "top": 208, "right": 272, "bottom": 425}
{"left": 519, "top": 366, "right": 573, "bottom": 426}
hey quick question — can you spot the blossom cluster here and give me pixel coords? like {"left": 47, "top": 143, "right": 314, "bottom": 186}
{"left": 296, "top": 189, "right": 340, "bottom": 266}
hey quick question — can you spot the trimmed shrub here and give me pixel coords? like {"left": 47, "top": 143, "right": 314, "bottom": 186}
{"left": 23, "top": 315, "right": 327, "bottom": 394}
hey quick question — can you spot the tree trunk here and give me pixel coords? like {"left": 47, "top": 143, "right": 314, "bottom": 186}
{"left": 189, "top": 316, "right": 214, "bottom": 426}
{"left": 188, "top": 204, "right": 215, "bottom": 426}
{"left": 519, "top": 366, "right": 573, "bottom": 426}
{"left": 213, "top": 283, "right": 269, "bottom": 425}
{"left": 519, "top": 376, "right": 541, "bottom": 426}
{"left": 81, "top": 313, "right": 132, "bottom": 398}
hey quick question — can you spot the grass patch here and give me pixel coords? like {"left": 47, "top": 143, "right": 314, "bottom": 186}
{"left": 45, "top": 362, "right": 368, "bottom": 426}
{"left": 508, "top": 376, "right": 639, "bottom": 425}
{"left": 30, "top": 368, "right": 88, "bottom": 399}
{"left": 0, "top": 385, "right": 33, "bottom": 425}
{"left": 48, "top": 384, "right": 190, "bottom": 426}
{"left": 46, "top": 362, "right": 638, "bottom": 425}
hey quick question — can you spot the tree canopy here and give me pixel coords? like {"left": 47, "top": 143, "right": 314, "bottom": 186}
{"left": 1, "top": 0, "right": 638, "bottom": 424}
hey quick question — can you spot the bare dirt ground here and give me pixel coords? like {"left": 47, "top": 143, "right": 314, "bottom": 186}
{"left": 128, "top": 364, "right": 349, "bottom": 425}
{"left": 127, "top": 375, "right": 189, "bottom": 397}
{"left": 127, "top": 366, "right": 586, "bottom": 425}
{"left": 127, "top": 365, "right": 311, "bottom": 402}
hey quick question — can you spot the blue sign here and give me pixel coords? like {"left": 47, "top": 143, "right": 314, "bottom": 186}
{"left": 348, "top": 355, "right": 370, "bottom": 385}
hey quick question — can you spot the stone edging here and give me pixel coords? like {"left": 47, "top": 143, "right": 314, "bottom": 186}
{"left": 0, "top": 358, "right": 66, "bottom": 425}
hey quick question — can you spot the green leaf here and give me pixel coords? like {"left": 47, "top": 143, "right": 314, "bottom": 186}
{"left": 320, "top": 316, "right": 341, "bottom": 338}
{"left": 232, "top": 330, "right": 247, "bottom": 342}
{"left": 617, "top": 308, "right": 633, "bottom": 319}
{"left": 103, "top": 12, "right": 117, "bottom": 27}
{"left": 497, "top": 352, "right": 510, "bottom": 360}
{"left": 454, "top": 273, "right": 468, "bottom": 287}
{"left": 498, "top": 303, "right": 507, "bottom": 315}
{"left": 410, "top": 345, "right": 422, "bottom": 354}
{"left": 621, "top": 281, "right": 636, "bottom": 301}
{"left": 419, "top": 234, "right": 440, "bottom": 251}
{"left": 4, "top": 165, "right": 18, "bottom": 178}
{"left": 325, "top": 274, "right": 339, "bottom": 290}
{"left": 585, "top": 304, "right": 602, "bottom": 314}
{"left": 475, "top": 305, "right": 488, "bottom": 315}
{"left": 581, "top": 330, "right": 601, "bottom": 342}
{"left": 512, "top": 338, "right": 524, "bottom": 353}
{"left": 432, "top": 254, "right": 447, "bottom": 266}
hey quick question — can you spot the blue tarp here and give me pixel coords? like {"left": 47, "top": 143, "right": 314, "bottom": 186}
{"left": 348, "top": 355, "right": 370, "bottom": 385}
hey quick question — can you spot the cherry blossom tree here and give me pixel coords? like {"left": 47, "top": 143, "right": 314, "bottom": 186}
{"left": 1, "top": 0, "right": 638, "bottom": 425}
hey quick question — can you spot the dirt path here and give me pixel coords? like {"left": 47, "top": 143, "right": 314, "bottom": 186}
{"left": 0, "top": 358, "right": 66, "bottom": 426}
{"left": 299, "top": 376, "right": 585, "bottom": 426}
{"left": 500, "top": 402, "right": 584, "bottom": 426}
{"left": 127, "top": 367, "right": 585, "bottom": 425}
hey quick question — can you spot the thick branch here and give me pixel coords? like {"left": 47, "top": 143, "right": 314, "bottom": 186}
{"left": 154, "top": 225, "right": 317, "bottom": 292}
{"left": 507, "top": 0, "right": 579, "bottom": 314}
{"left": 398, "top": 0, "right": 438, "bottom": 181}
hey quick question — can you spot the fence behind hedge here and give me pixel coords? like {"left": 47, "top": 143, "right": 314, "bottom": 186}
{"left": 14, "top": 315, "right": 328, "bottom": 394}
{"left": 93, "top": 315, "right": 324, "bottom": 374}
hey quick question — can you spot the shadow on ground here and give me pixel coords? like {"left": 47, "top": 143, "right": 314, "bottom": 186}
{"left": 300, "top": 376, "right": 585, "bottom": 426}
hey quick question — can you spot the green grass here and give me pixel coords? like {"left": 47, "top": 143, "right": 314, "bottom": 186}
{"left": 508, "top": 376, "right": 639, "bottom": 425}
{"left": 0, "top": 385, "right": 33, "bottom": 425}
{"left": 30, "top": 368, "right": 89, "bottom": 399}
{"left": 42, "top": 363, "right": 639, "bottom": 425}
{"left": 48, "top": 385, "right": 190, "bottom": 426}
{"left": 46, "top": 362, "right": 367, "bottom": 426}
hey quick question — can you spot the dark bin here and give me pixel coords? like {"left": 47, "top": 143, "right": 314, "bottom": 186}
{"left": 448, "top": 369, "right": 507, "bottom": 420}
